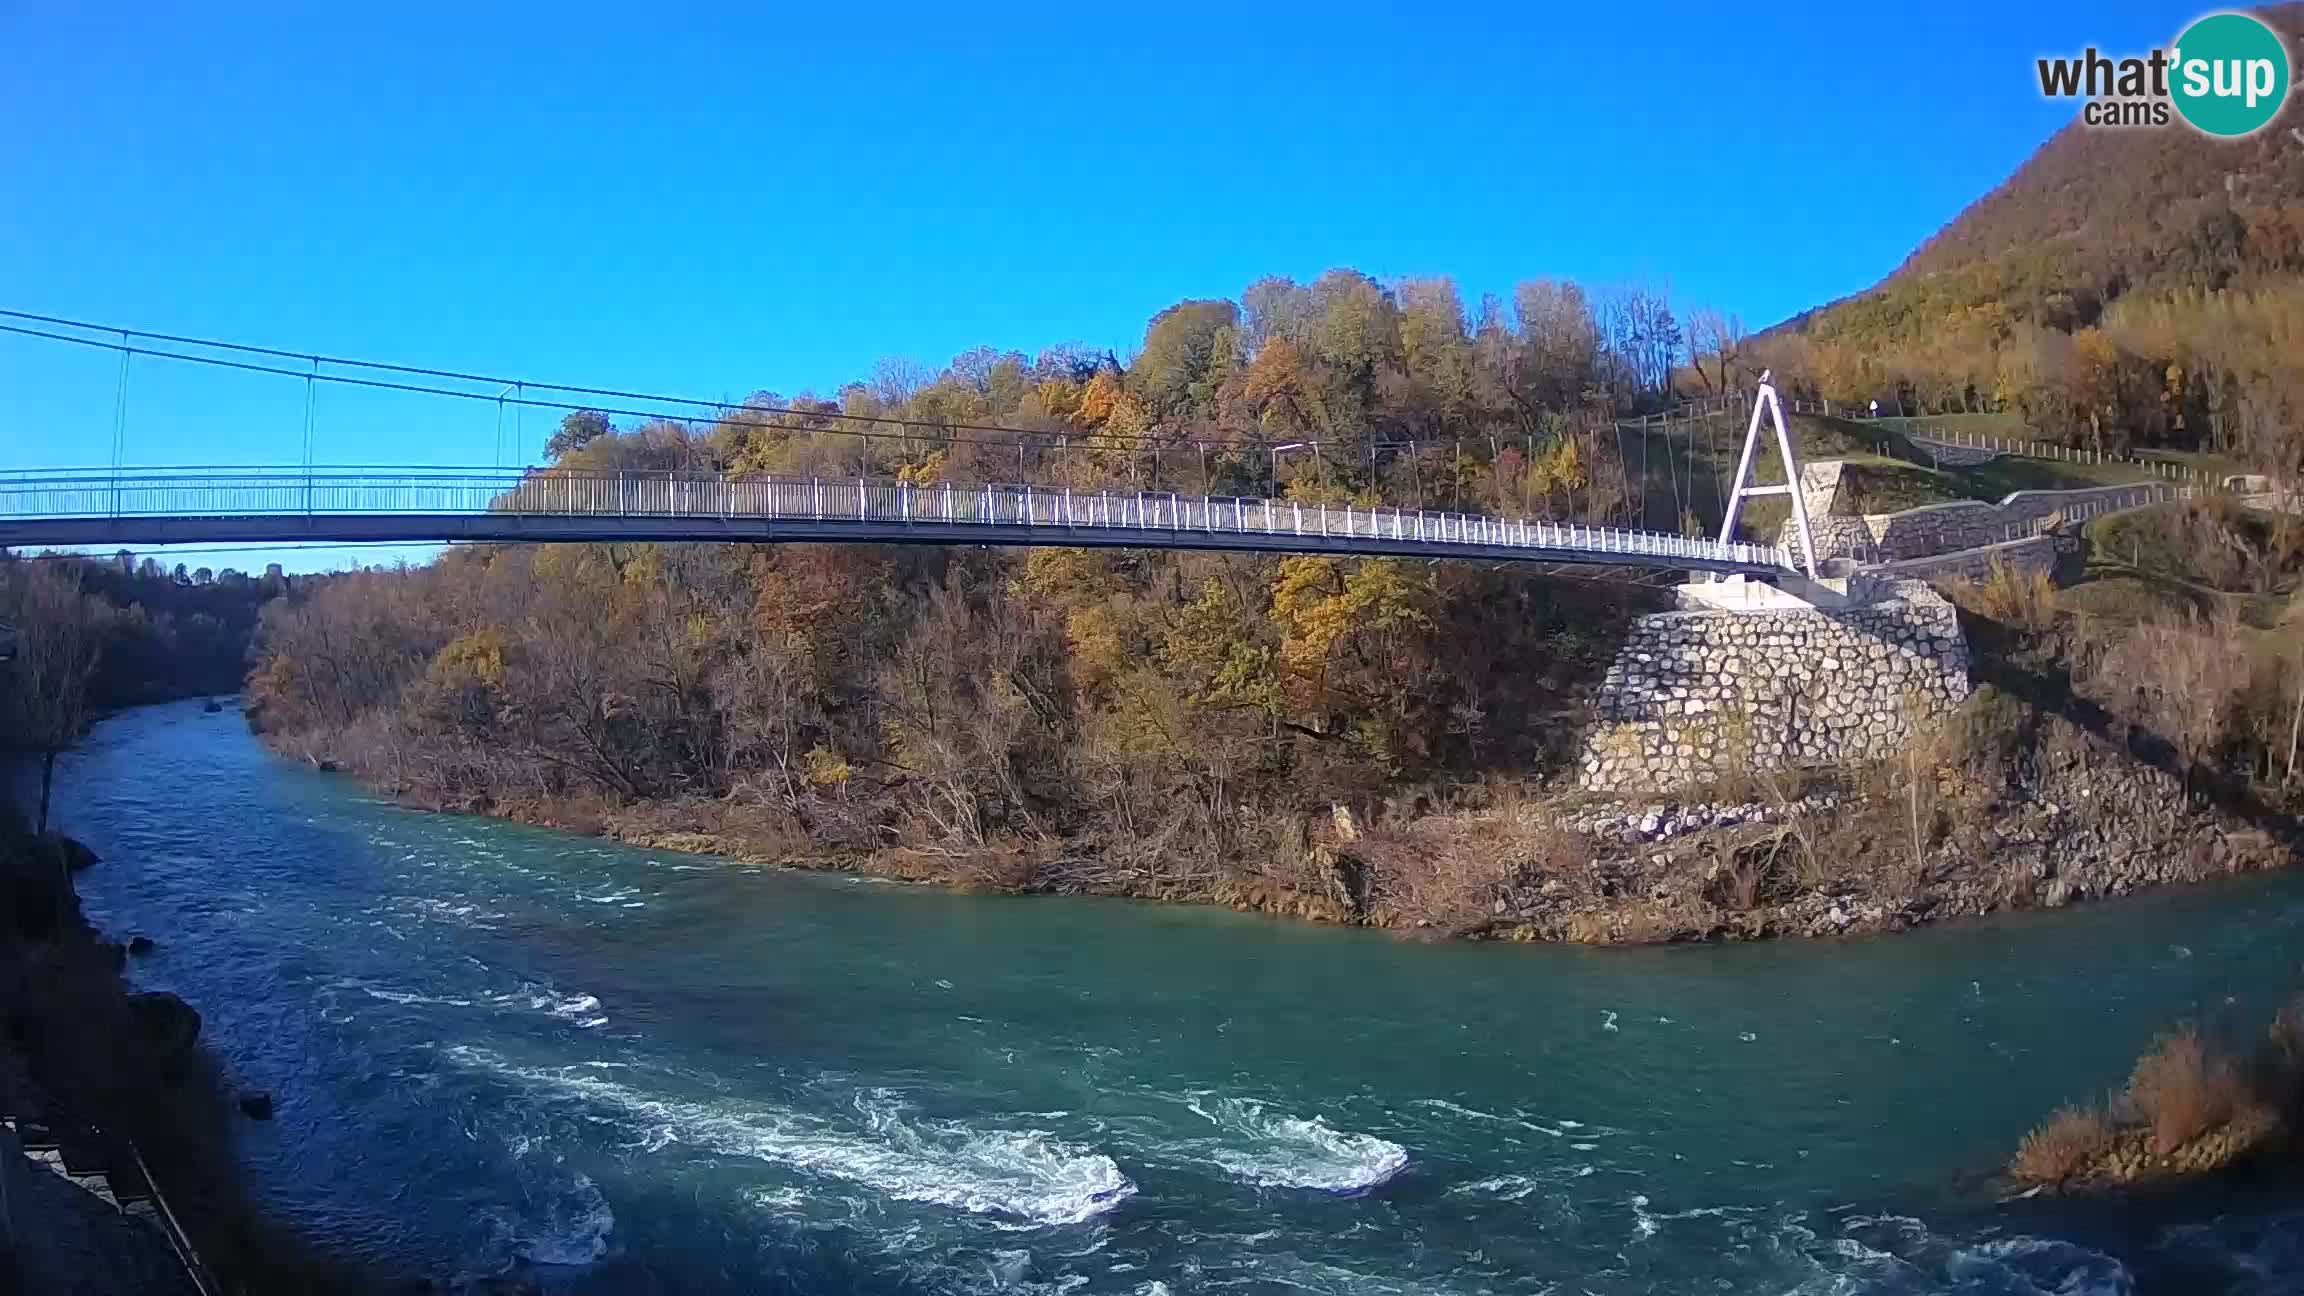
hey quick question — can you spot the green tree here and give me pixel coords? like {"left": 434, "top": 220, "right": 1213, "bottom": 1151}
{"left": 1133, "top": 300, "right": 1241, "bottom": 417}
{"left": 545, "top": 409, "right": 615, "bottom": 460}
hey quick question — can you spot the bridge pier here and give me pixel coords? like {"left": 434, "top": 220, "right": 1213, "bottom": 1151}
{"left": 1575, "top": 576, "right": 1971, "bottom": 793}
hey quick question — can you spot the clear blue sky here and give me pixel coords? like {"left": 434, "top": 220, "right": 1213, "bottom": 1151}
{"left": 1, "top": 1, "right": 2191, "bottom": 567}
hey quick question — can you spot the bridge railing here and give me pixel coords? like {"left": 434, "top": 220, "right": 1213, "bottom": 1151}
{"left": 0, "top": 467, "right": 1789, "bottom": 570}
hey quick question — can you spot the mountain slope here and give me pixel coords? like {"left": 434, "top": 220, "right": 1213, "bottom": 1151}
{"left": 1899, "top": 4, "right": 2304, "bottom": 284}
{"left": 1752, "top": 8, "right": 2304, "bottom": 472}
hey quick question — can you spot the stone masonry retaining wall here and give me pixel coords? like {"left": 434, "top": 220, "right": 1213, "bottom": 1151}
{"left": 1868, "top": 533, "right": 2057, "bottom": 585}
{"left": 1575, "top": 579, "right": 1971, "bottom": 792}
{"left": 1780, "top": 478, "right": 2176, "bottom": 561}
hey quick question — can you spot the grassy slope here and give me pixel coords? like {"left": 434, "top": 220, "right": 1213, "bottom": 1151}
{"left": 2066, "top": 503, "right": 2304, "bottom": 630}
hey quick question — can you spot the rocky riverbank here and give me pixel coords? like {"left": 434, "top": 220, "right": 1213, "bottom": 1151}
{"left": 271, "top": 673, "right": 2300, "bottom": 950}
{"left": 1471, "top": 712, "right": 2292, "bottom": 943}
{"left": 0, "top": 820, "right": 368, "bottom": 1293}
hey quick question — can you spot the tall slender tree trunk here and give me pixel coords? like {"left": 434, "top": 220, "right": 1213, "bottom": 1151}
{"left": 37, "top": 748, "right": 55, "bottom": 837}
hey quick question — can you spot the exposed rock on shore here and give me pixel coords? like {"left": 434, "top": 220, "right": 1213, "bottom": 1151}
{"left": 127, "top": 991, "right": 204, "bottom": 1069}
{"left": 1476, "top": 712, "right": 2291, "bottom": 944}
{"left": 50, "top": 833, "right": 100, "bottom": 871}
{"left": 0, "top": 820, "right": 364, "bottom": 1291}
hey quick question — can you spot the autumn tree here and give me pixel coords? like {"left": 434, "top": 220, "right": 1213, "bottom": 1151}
{"left": 2, "top": 563, "right": 111, "bottom": 834}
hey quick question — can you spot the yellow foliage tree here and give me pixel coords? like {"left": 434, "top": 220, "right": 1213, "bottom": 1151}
{"left": 1522, "top": 436, "right": 1586, "bottom": 510}
{"left": 429, "top": 626, "right": 507, "bottom": 688}
{"left": 1074, "top": 370, "right": 1126, "bottom": 428}
{"left": 896, "top": 449, "right": 950, "bottom": 486}
{"left": 1268, "top": 557, "right": 1433, "bottom": 709}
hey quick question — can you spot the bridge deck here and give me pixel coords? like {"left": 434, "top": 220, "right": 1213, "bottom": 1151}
{"left": 0, "top": 469, "right": 1790, "bottom": 576}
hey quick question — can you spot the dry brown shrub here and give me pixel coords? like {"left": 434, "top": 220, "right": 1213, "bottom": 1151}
{"left": 1709, "top": 828, "right": 1801, "bottom": 910}
{"left": 948, "top": 843, "right": 1054, "bottom": 892}
{"left": 1941, "top": 559, "right": 2058, "bottom": 633}
{"left": 2009, "top": 1104, "right": 2116, "bottom": 1184}
{"left": 2129, "top": 1028, "right": 2249, "bottom": 1154}
{"left": 709, "top": 798, "right": 814, "bottom": 859}
{"left": 2094, "top": 608, "right": 2254, "bottom": 785}
{"left": 1353, "top": 812, "right": 1594, "bottom": 930}
{"left": 1351, "top": 824, "right": 1507, "bottom": 929}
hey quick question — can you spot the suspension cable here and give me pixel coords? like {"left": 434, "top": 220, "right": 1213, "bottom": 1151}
{"left": 0, "top": 319, "right": 1191, "bottom": 456}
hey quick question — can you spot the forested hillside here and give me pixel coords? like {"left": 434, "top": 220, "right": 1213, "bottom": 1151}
{"left": 1748, "top": 3, "right": 2304, "bottom": 478}
{"left": 3, "top": 553, "right": 283, "bottom": 830}
{"left": 1, "top": 553, "right": 280, "bottom": 709}
{"left": 246, "top": 268, "right": 1700, "bottom": 914}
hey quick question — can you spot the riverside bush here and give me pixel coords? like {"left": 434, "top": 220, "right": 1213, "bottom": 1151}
{"left": 2010, "top": 1106, "right": 2116, "bottom": 1185}
{"left": 2127, "top": 1028, "right": 2248, "bottom": 1154}
{"left": 2009, "top": 1002, "right": 2304, "bottom": 1188}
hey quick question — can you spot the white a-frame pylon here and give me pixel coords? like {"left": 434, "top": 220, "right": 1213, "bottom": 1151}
{"left": 1716, "top": 371, "right": 1819, "bottom": 578}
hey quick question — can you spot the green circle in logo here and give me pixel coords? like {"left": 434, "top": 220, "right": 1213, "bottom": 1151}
{"left": 2170, "top": 12, "right": 2291, "bottom": 136}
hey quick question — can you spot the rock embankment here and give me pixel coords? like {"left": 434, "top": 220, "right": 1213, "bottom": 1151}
{"left": 1575, "top": 580, "right": 1970, "bottom": 793}
{"left": 1483, "top": 712, "right": 2292, "bottom": 943}
{"left": 1556, "top": 794, "right": 1841, "bottom": 844}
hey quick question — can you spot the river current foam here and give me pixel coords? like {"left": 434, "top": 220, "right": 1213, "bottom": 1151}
{"left": 1182, "top": 1093, "right": 1410, "bottom": 1194}
{"left": 450, "top": 1048, "right": 1138, "bottom": 1229}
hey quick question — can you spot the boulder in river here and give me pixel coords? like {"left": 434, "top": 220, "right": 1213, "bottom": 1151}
{"left": 126, "top": 991, "right": 202, "bottom": 1064}
{"left": 239, "top": 1091, "right": 274, "bottom": 1120}
{"left": 127, "top": 935, "right": 156, "bottom": 956}
{"left": 202, "top": 699, "right": 224, "bottom": 714}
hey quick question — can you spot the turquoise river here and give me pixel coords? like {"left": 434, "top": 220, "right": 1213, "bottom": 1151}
{"left": 43, "top": 700, "right": 2304, "bottom": 1293}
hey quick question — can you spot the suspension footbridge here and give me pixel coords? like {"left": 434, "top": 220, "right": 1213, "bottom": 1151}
{"left": 0, "top": 310, "right": 1815, "bottom": 579}
{"left": 0, "top": 468, "right": 1789, "bottom": 576}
